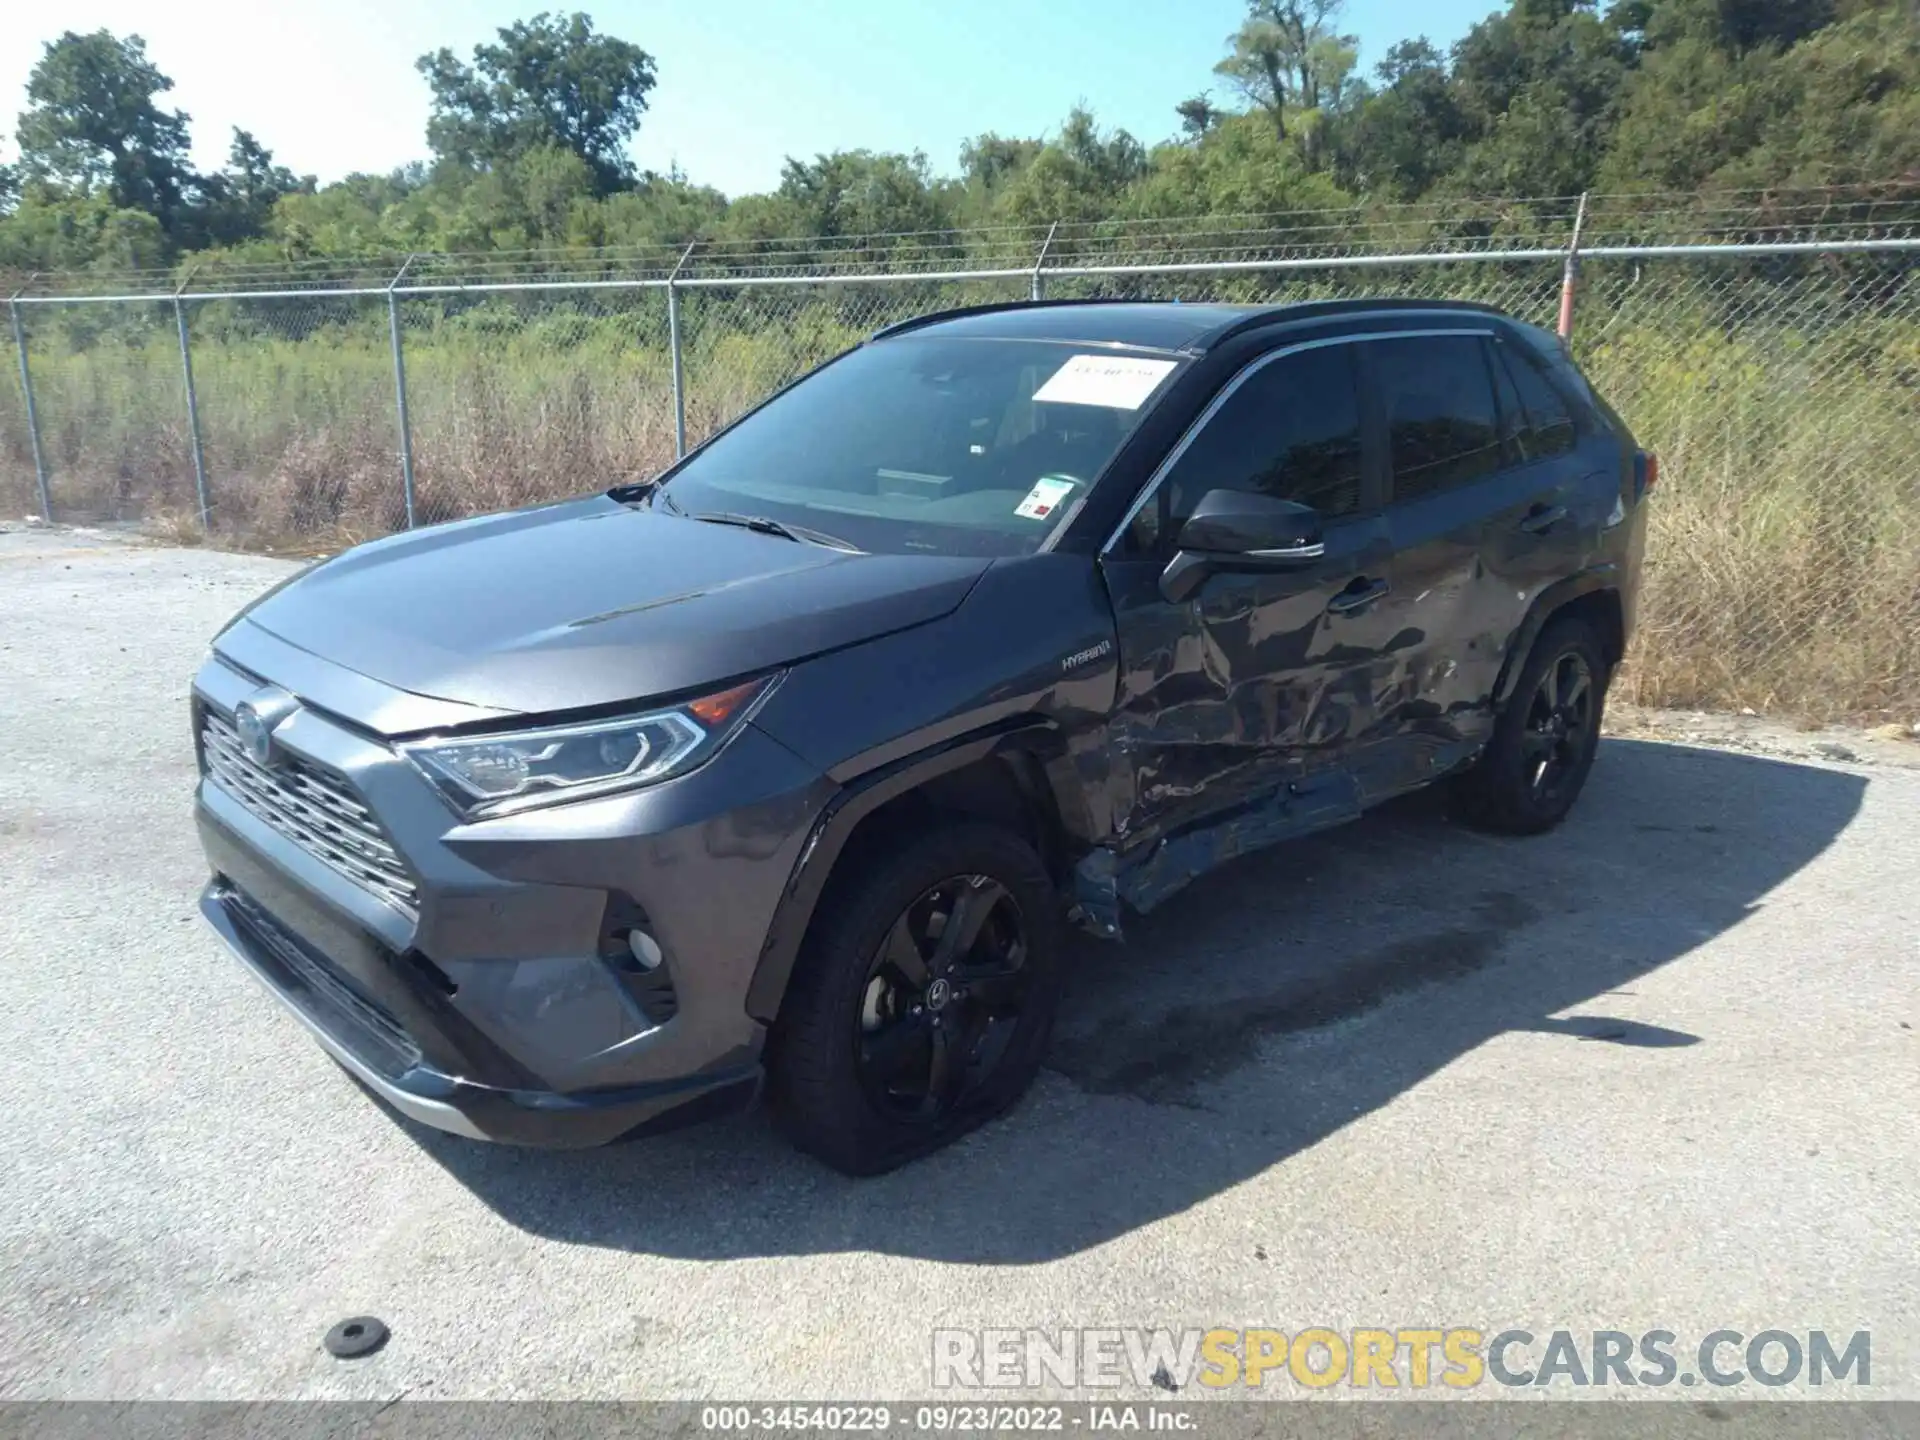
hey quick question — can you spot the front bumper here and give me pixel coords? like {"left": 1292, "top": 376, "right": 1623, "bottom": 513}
{"left": 192, "top": 633, "right": 833, "bottom": 1147}
{"left": 199, "top": 874, "right": 761, "bottom": 1147}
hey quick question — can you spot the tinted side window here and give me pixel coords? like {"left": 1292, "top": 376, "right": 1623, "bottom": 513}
{"left": 1496, "top": 343, "right": 1578, "bottom": 460}
{"left": 1373, "top": 335, "right": 1501, "bottom": 501}
{"left": 1489, "top": 340, "right": 1531, "bottom": 465}
{"left": 1154, "top": 346, "right": 1364, "bottom": 535}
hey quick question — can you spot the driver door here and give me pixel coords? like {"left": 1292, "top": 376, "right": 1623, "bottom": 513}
{"left": 1096, "top": 340, "right": 1397, "bottom": 854}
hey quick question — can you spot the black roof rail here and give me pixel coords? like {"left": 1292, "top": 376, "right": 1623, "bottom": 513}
{"left": 1192, "top": 296, "right": 1514, "bottom": 349}
{"left": 864, "top": 293, "right": 1518, "bottom": 348}
{"left": 865, "top": 295, "right": 1155, "bottom": 343}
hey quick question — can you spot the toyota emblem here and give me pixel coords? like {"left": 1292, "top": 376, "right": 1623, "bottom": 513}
{"left": 234, "top": 702, "right": 276, "bottom": 767}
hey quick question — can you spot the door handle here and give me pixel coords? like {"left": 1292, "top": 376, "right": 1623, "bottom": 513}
{"left": 1327, "top": 577, "right": 1389, "bottom": 615}
{"left": 1518, "top": 503, "right": 1569, "bottom": 535}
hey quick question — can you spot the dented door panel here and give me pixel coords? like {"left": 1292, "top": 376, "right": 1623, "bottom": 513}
{"left": 1096, "top": 514, "right": 1394, "bottom": 855}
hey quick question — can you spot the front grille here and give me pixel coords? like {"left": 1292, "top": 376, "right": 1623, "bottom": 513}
{"left": 221, "top": 885, "right": 422, "bottom": 1078}
{"left": 201, "top": 708, "right": 419, "bottom": 916}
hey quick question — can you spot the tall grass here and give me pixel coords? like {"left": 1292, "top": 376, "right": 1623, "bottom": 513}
{"left": 1578, "top": 261, "right": 1920, "bottom": 722}
{"left": 1, "top": 265, "right": 1914, "bottom": 723}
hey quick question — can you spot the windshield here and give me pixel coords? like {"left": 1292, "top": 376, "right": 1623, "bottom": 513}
{"left": 652, "top": 335, "right": 1183, "bottom": 557}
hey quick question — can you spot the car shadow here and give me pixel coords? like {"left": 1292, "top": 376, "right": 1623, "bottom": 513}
{"left": 407, "top": 738, "right": 1864, "bottom": 1264}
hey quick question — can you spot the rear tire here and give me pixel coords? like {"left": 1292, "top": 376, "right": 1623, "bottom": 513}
{"left": 1455, "top": 616, "right": 1609, "bottom": 835}
{"left": 768, "top": 823, "right": 1064, "bottom": 1176}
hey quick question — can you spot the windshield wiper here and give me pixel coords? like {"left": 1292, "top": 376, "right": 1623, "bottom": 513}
{"left": 686, "top": 511, "right": 860, "bottom": 552}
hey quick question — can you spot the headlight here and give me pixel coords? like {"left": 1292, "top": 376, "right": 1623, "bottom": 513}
{"left": 401, "top": 675, "right": 775, "bottom": 818}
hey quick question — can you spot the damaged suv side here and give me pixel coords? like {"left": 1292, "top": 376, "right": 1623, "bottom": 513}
{"left": 192, "top": 298, "right": 1651, "bottom": 1173}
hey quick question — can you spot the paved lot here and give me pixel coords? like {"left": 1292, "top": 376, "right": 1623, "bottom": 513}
{"left": 2, "top": 526, "right": 1916, "bottom": 1402}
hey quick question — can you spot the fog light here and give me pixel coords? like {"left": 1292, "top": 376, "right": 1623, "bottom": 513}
{"left": 626, "top": 928, "right": 664, "bottom": 972}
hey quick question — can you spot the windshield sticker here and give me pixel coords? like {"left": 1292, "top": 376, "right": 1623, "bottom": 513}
{"left": 1015, "top": 476, "right": 1078, "bottom": 521}
{"left": 1033, "top": 353, "right": 1178, "bottom": 410}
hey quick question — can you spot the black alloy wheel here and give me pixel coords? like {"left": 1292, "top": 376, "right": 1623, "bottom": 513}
{"left": 1520, "top": 649, "right": 1596, "bottom": 809}
{"left": 769, "top": 822, "right": 1064, "bottom": 1175}
{"left": 1453, "top": 615, "right": 1609, "bottom": 835}
{"left": 854, "top": 875, "right": 1034, "bottom": 1122}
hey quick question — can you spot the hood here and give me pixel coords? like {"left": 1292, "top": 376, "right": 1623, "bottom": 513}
{"left": 230, "top": 495, "right": 991, "bottom": 716}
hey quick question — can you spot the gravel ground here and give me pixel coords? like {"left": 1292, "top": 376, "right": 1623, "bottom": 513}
{"left": 2, "top": 524, "right": 1916, "bottom": 1404}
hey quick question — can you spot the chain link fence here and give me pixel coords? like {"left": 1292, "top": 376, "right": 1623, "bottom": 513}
{"left": 3, "top": 194, "right": 1916, "bottom": 721}
{"left": 1577, "top": 250, "right": 1918, "bottom": 722}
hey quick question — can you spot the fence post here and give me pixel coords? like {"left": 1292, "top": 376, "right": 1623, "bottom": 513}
{"left": 1032, "top": 222, "right": 1058, "bottom": 302}
{"left": 1557, "top": 192, "right": 1589, "bottom": 344}
{"left": 668, "top": 240, "right": 698, "bottom": 459}
{"left": 8, "top": 286, "right": 51, "bottom": 523}
{"left": 387, "top": 256, "right": 418, "bottom": 528}
{"left": 172, "top": 280, "right": 212, "bottom": 532}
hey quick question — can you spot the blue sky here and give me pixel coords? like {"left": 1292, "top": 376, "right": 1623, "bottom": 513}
{"left": 2, "top": 0, "right": 1496, "bottom": 198}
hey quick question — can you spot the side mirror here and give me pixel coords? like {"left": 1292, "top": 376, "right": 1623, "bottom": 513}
{"left": 1159, "top": 489, "right": 1325, "bottom": 603}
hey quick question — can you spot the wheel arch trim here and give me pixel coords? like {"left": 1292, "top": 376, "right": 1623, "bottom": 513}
{"left": 1492, "top": 566, "right": 1625, "bottom": 708}
{"left": 744, "top": 717, "right": 1082, "bottom": 1024}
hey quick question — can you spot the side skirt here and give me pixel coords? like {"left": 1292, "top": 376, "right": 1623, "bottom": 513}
{"left": 1071, "top": 737, "right": 1482, "bottom": 940}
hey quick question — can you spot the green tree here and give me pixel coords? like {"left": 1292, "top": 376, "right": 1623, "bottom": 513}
{"left": 768, "top": 150, "right": 947, "bottom": 240}
{"left": 993, "top": 108, "right": 1148, "bottom": 226}
{"left": 1175, "top": 94, "right": 1224, "bottom": 139}
{"left": 1055, "top": 107, "right": 1150, "bottom": 193}
{"left": 950, "top": 133, "right": 1043, "bottom": 224}
{"left": 1214, "top": 0, "right": 1359, "bottom": 163}
{"left": 195, "top": 129, "right": 310, "bottom": 247}
{"left": 14, "top": 31, "right": 195, "bottom": 236}
{"left": 1593, "top": 32, "right": 1774, "bottom": 191}
{"left": 1447, "top": 0, "right": 1634, "bottom": 195}
{"left": 1127, "top": 111, "right": 1352, "bottom": 217}
{"left": 1598, "top": 0, "right": 1916, "bottom": 192}
{"left": 270, "top": 170, "right": 420, "bottom": 257}
{"left": 959, "top": 133, "right": 1044, "bottom": 191}
{"left": 584, "top": 173, "right": 728, "bottom": 249}
{"left": 7, "top": 0, "right": 1910, "bottom": 283}
{"left": 224, "top": 131, "right": 303, "bottom": 214}
{"left": 0, "top": 185, "right": 169, "bottom": 272}
{"left": 417, "top": 12, "right": 656, "bottom": 195}
{"left": 1633, "top": 0, "right": 1838, "bottom": 53}
{"left": 378, "top": 143, "right": 603, "bottom": 251}
{"left": 1340, "top": 38, "right": 1469, "bottom": 196}
{"left": 1688, "top": 3, "right": 1919, "bottom": 188}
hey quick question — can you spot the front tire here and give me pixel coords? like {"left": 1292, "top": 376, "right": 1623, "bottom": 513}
{"left": 1455, "top": 616, "right": 1609, "bottom": 835}
{"left": 768, "top": 823, "right": 1064, "bottom": 1175}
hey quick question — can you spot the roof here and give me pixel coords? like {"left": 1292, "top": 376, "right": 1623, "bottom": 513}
{"left": 870, "top": 297, "right": 1512, "bottom": 352}
{"left": 873, "top": 301, "right": 1258, "bottom": 351}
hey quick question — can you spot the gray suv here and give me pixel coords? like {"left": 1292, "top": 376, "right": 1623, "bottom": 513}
{"left": 192, "top": 299, "right": 1652, "bottom": 1174}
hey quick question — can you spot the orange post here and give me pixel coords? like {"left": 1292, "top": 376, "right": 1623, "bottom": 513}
{"left": 1558, "top": 192, "right": 1589, "bottom": 344}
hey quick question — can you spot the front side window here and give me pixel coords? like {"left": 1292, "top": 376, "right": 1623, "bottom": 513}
{"left": 1373, "top": 335, "right": 1502, "bottom": 502}
{"left": 1121, "top": 345, "right": 1364, "bottom": 555}
{"left": 654, "top": 336, "right": 1181, "bottom": 557}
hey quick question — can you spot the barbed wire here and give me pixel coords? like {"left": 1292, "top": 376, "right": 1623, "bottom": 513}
{"left": 7, "top": 183, "right": 1918, "bottom": 299}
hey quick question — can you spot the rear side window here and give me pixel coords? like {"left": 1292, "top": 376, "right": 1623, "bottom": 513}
{"left": 1512, "top": 322, "right": 1611, "bottom": 431}
{"left": 1489, "top": 344, "right": 1532, "bottom": 463}
{"left": 1372, "top": 335, "right": 1502, "bottom": 501}
{"left": 1150, "top": 346, "right": 1365, "bottom": 540}
{"left": 1495, "top": 342, "right": 1578, "bottom": 460}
